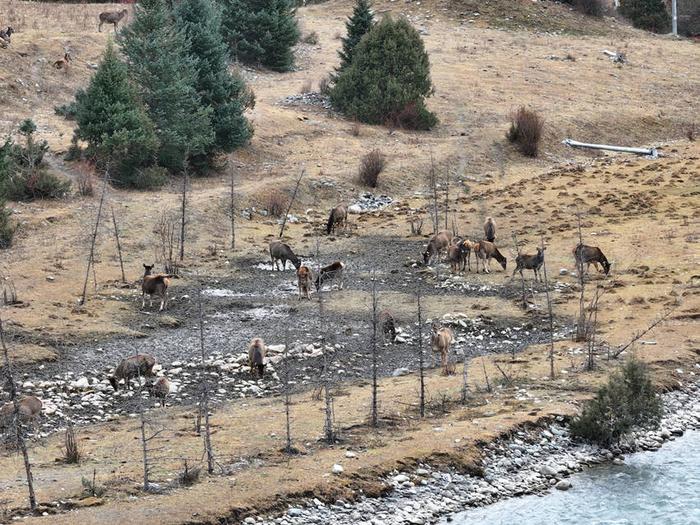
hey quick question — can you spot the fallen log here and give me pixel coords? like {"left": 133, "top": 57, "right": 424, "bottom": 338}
{"left": 562, "top": 139, "right": 658, "bottom": 159}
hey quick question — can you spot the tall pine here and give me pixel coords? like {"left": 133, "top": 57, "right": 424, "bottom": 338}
{"left": 220, "top": 0, "right": 300, "bottom": 72}
{"left": 121, "top": 0, "right": 214, "bottom": 171}
{"left": 175, "top": 0, "right": 254, "bottom": 161}
{"left": 619, "top": 0, "right": 670, "bottom": 33}
{"left": 73, "top": 41, "right": 160, "bottom": 187}
{"left": 336, "top": 0, "right": 374, "bottom": 76}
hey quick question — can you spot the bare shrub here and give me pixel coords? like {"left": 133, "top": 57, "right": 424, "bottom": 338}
{"left": 318, "top": 76, "right": 330, "bottom": 95}
{"left": 81, "top": 470, "right": 105, "bottom": 498}
{"left": 385, "top": 102, "right": 434, "bottom": 131}
{"left": 258, "top": 189, "right": 289, "bottom": 217}
{"left": 507, "top": 107, "right": 544, "bottom": 158}
{"left": 687, "top": 123, "right": 696, "bottom": 142}
{"left": 358, "top": 149, "right": 386, "bottom": 188}
{"left": 302, "top": 31, "right": 319, "bottom": 45}
{"left": 75, "top": 163, "right": 95, "bottom": 197}
{"left": 350, "top": 120, "right": 361, "bottom": 137}
{"left": 177, "top": 461, "right": 201, "bottom": 487}
{"left": 299, "top": 80, "right": 313, "bottom": 94}
{"left": 567, "top": 0, "right": 604, "bottom": 17}
{"left": 63, "top": 424, "right": 80, "bottom": 464}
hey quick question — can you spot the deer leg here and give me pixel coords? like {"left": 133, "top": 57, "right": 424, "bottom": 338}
{"left": 142, "top": 292, "right": 146, "bottom": 309}
{"left": 99, "top": 21, "right": 103, "bottom": 32}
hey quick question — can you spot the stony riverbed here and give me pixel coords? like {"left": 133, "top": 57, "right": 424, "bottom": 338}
{"left": 250, "top": 378, "right": 700, "bottom": 525}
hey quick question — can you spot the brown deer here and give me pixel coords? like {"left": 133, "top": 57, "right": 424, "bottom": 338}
{"left": 148, "top": 376, "right": 171, "bottom": 407}
{"left": 513, "top": 247, "right": 546, "bottom": 281}
{"left": 326, "top": 204, "right": 348, "bottom": 235}
{"left": 423, "top": 230, "right": 453, "bottom": 265}
{"left": 315, "top": 261, "right": 345, "bottom": 291}
{"left": 248, "top": 338, "right": 267, "bottom": 379}
{"left": 379, "top": 309, "right": 397, "bottom": 343}
{"left": 431, "top": 322, "right": 454, "bottom": 375}
{"left": 141, "top": 264, "right": 172, "bottom": 311}
{"left": 473, "top": 241, "right": 507, "bottom": 273}
{"left": 448, "top": 238, "right": 474, "bottom": 273}
{"left": 53, "top": 52, "right": 72, "bottom": 70}
{"left": 296, "top": 265, "right": 313, "bottom": 300}
{"left": 484, "top": 217, "right": 496, "bottom": 243}
{"left": 0, "top": 27, "right": 14, "bottom": 45}
{"left": 98, "top": 9, "right": 128, "bottom": 32}
{"left": 573, "top": 244, "right": 611, "bottom": 275}
{"left": 0, "top": 396, "right": 42, "bottom": 430}
{"left": 109, "top": 354, "right": 156, "bottom": 391}
{"left": 269, "top": 240, "right": 301, "bottom": 271}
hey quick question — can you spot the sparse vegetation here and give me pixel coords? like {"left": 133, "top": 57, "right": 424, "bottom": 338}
{"left": 302, "top": 31, "right": 319, "bottom": 44}
{"left": 562, "top": 0, "right": 605, "bottom": 17}
{"left": 220, "top": 0, "right": 300, "bottom": 72}
{"left": 330, "top": 16, "right": 437, "bottom": 130}
{"left": 570, "top": 358, "right": 662, "bottom": 446}
{"left": 259, "top": 189, "right": 288, "bottom": 217}
{"left": 358, "top": 149, "right": 386, "bottom": 187}
{"left": 63, "top": 425, "right": 80, "bottom": 464}
{"left": 619, "top": 0, "right": 671, "bottom": 33}
{"left": 177, "top": 461, "right": 201, "bottom": 487}
{"left": 0, "top": 201, "right": 15, "bottom": 249}
{"left": 506, "top": 107, "right": 544, "bottom": 157}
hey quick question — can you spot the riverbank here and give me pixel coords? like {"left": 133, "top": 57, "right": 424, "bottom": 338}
{"left": 260, "top": 379, "right": 700, "bottom": 525}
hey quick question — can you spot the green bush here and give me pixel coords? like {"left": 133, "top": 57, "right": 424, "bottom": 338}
{"left": 119, "top": 165, "right": 169, "bottom": 190}
{"left": 570, "top": 358, "right": 662, "bottom": 447}
{"left": 0, "top": 200, "right": 16, "bottom": 249}
{"left": 220, "top": 0, "right": 300, "bottom": 72}
{"left": 330, "top": 16, "right": 437, "bottom": 130}
{"left": 619, "top": 0, "right": 670, "bottom": 32}
{"left": 0, "top": 121, "right": 71, "bottom": 201}
{"left": 336, "top": 0, "right": 374, "bottom": 76}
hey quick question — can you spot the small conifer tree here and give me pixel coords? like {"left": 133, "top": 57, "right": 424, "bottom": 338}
{"left": 175, "top": 0, "right": 254, "bottom": 162}
{"left": 220, "top": 0, "right": 300, "bottom": 72}
{"left": 619, "top": 0, "right": 671, "bottom": 33}
{"left": 73, "top": 41, "right": 160, "bottom": 187}
{"left": 330, "top": 16, "right": 437, "bottom": 130}
{"left": 336, "top": 0, "right": 374, "bottom": 75}
{"left": 121, "top": 0, "right": 214, "bottom": 171}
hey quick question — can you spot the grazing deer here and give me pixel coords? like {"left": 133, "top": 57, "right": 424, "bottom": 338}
{"left": 269, "top": 240, "right": 301, "bottom": 271}
{"left": 431, "top": 322, "right": 454, "bottom": 375}
{"left": 148, "top": 376, "right": 171, "bottom": 407}
{"left": 53, "top": 52, "right": 72, "bottom": 70}
{"left": 473, "top": 241, "right": 507, "bottom": 273}
{"left": 296, "top": 265, "right": 313, "bottom": 300}
{"left": 513, "top": 247, "right": 546, "bottom": 281}
{"left": 98, "top": 9, "right": 128, "bottom": 32}
{"left": 573, "top": 244, "right": 611, "bottom": 275}
{"left": 423, "top": 230, "right": 453, "bottom": 265}
{"left": 484, "top": 217, "right": 496, "bottom": 243}
{"left": 141, "top": 264, "right": 173, "bottom": 311}
{"left": 326, "top": 204, "right": 347, "bottom": 235}
{"left": 248, "top": 338, "right": 267, "bottom": 379}
{"left": 315, "top": 261, "right": 345, "bottom": 291}
{"left": 109, "top": 354, "right": 156, "bottom": 391}
{"left": 0, "top": 396, "right": 42, "bottom": 430}
{"left": 379, "top": 309, "right": 397, "bottom": 343}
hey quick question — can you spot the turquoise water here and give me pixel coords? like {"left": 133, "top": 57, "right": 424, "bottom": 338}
{"left": 449, "top": 430, "right": 700, "bottom": 525}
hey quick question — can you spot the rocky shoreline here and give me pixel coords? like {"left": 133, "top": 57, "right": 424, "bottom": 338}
{"left": 253, "top": 379, "right": 700, "bottom": 525}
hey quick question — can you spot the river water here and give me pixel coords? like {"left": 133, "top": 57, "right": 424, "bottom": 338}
{"left": 448, "top": 430, "right": 700, "bottom": 525}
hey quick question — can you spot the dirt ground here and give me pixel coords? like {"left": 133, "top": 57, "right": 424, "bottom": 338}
{"left": 0, "top": 0, "right": 699, "bottom": 522}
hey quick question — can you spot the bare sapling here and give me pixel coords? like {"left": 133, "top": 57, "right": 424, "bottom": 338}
{"left": 512, "top": 233, "right": 527, "bottom": 310}
{"left": 540, "top": 234, "right": 555, "bottom": 379}
{"left": 575, "top": 212, "right": 587, "bottom": 342}
{"left": 460, "top": 348, "right": 469, "bottom": 404}
{"left": 428, "top": 152, "right": 439, "bottom": 233}
{"left": 156, "top": 212, "right": 179, "bottom": 275}
{"left": 0, "top": 313, "right": 36, "bottom": 510}
{"left": 64, "top": 424, "right": 80, "bottom": 464}
{"left": 228, "top": 167, "right": 236, "bottom": 250}
{"left": 586, "top": 287, "right": 601, "bottom": 370}
{"left": 611, "top": 306, "right": 676, "bottom": 359}
{"left": 481, "top": 357, "right": 492, "bottom": 393}
{"left": 80, "top": 171, "right": 109, "bottom": 305}
{"left": 316, "top": 238, "right": 335, "bottom": 444}
{"left": 443, "top": 170, "right": 450, "bottom": 231}
{"left": 282, "top": 329, "right": 294, "bottom": 454}
{"left": 370, "top": 273, "right": 379, "bottom": 427}
{"left": 197, "top": 287, "right": 215, "bottom": 473}
{"left": 111, "top": 206, "right": 126, "bottom": 282}
{"left": 279, "top": 169, "right": 305, "bottom": 238}
{"left": 416, "top": 292, "right": 426, "bottom": 417}
{"left": 179, "top": 165, "right": 188, "bottom": 262}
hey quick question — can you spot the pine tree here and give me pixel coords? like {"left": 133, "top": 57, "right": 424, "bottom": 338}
{"left": 73, "top": 41, "right": 160, "bottom": 187}
{"left": 336, "top": 0, "right": 374, "bottom": 75}
{"left": 220, "top": 0, "right": 300, "bottom": 72}
{"left": 175, "top": 0, "right": 254, "bottom": 161}
{"left": 121, "top": 0, "right": 214, "bottom": 171}
{"left": 330, "top": 16, "right": 437, "bottom": 130}
{"left": 619, "top": 0, "right": 670, "bottom": 32}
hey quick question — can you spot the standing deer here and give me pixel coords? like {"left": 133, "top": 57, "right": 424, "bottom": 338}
{"left": 423, "top": 230, "right": 453, "bottom": 265}
{"left": 0, "top": 396, "right": 42, "bottom": 431}
{"left": 573, "top": 244, "right": 611, "bottom": 275}
{"left": 248, "top": 338, "right": 267, "bottom": 379}
{"left": 513, "top": 247, "right": 546, "bottom": 281}
{"left": 431, "top": 322, "right": 454, "bottom": 375}
{"left": 53, "top": 52, "right": 72, "bottom": 70}
{"left": 315, "top": 261, "right": 345, "bottom": 291}
{"left": 484, "top": 217, "right": 496, "bottom": 243}
{"left": 148, "top": 376, "right": 171, "bottom": 407}
{"left": 98, "top": 9, "right": 128, "bottom": 32}
{"left": 141, "top": 264, "right": 172, "bottom": 311}
{"left": 108, "top": 354, "right": 157, "bottom": 391}
{"left": 379, "top": 310, "right": 397, "bottom": 343}
{"left": 326, "top": 204, "right": 348, "bottom": 235}
{"left": 473, "top": 241, "right": 507, "bottom": 273}
{"left": 296, "top": 265, "right": 313, "bottom": 299}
